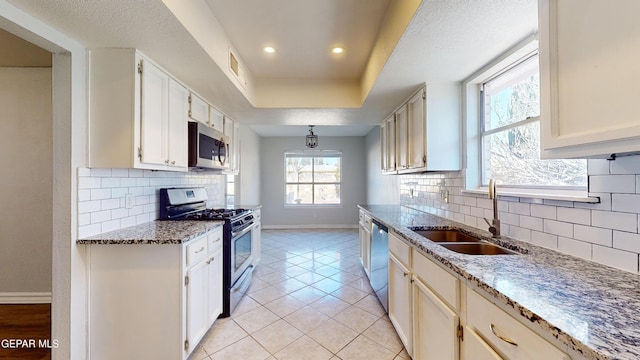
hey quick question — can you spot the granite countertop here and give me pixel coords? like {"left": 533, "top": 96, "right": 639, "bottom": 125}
{"left": 359, "top": 205, "right": 640, "bottom": 360}
{"left": 77, "top": 220, "right": 224, "bottom": 244}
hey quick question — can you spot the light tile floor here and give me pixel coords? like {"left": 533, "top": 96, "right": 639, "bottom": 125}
{"left": 190, "top": 229, "right": 409, "bottom": 360}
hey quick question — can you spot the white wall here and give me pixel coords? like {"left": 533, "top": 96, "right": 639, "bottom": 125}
{"left": 260, "top": 136, "right": 366, "bottom": 227}
{"left": 237, "top": 124, "right": 261, "bottom": 205}
{"left": 365, "top": 126, "right": 399, "bottom": 205}
{"left": 0, "top": 68, "right": 52, "bottom": 294}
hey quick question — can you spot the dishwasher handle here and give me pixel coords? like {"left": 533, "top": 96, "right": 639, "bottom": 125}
{"left": 372, "top": 219, "right": 388, "bottom": 234}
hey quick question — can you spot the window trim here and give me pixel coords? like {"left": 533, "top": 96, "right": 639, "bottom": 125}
{"left": 284, "top": 150, "right": 342, "bottom": 206}
{"left": 462, "top": 34, "right": 597, "bottom": 203}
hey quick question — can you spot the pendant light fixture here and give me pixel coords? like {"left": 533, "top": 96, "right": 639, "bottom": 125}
{"left": 306, "top": 125, "right": 318, "bottom": 148}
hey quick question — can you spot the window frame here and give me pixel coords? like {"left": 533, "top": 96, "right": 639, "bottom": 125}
{"left": 477, "top": 51, "right": 587, "bottom": 190}
{"left": 284, "top": 150, "right": 342, "bottom": 207}
{"left": 460, "top": 35, "right": 595, "bottom": 202}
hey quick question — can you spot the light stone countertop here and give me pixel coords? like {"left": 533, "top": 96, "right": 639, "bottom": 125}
{"left": 359, "top": 205, "right": 640, "bottom": 360}
{"left": 77, "top": 220, "right": 224, "bottom": 244}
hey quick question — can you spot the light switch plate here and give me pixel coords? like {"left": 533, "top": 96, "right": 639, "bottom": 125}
{"left": 125, "top": 193, "right": 134, "bottom": 209}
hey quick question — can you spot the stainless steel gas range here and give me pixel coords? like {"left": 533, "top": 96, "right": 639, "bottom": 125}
{"left": 159, "top": 187, "right": 255, "bottom": 317}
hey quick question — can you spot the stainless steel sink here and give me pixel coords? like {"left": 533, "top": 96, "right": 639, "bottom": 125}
{"left": 411, "top": 229, "right": 482, "bottom": 243}
{"left": 440, "top": 243, "right": 517, "bottom": 255}
{"left": 409, "top": 228, "right": 517, "bottom": 255}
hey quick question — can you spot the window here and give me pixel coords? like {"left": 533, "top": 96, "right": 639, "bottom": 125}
{"left": 285, "top": 151, "right": 341, "bottom": 205}
{"left": 226, "top": 174, "right": 235, "bottom": 206}
{"left": 480, "top": 53, "right": 587, "bottom": 188}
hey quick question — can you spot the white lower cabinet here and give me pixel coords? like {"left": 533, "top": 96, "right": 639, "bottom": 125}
{"left": 88, "top": 226, "right": 223, "bottom": 360}
{"left": 462, "top": 327, "right": 504, "bottom": 360}
{"left": 359, "top": 212, "right": 372, "bottom": 277}
{"left": 466, "top": 289, "right": 570, "bottom": 360}
{"left": 388, "top": 253, "right": 412, "bottom": 356}
{"left": 413, "top": 276, "right": 460, "bottom": 360}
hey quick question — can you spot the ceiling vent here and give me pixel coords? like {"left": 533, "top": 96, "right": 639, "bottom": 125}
{"left": 228, "top": 50, "right": 247, "bottom": 89}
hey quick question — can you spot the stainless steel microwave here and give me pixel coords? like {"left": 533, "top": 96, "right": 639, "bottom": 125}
{"left": 188, "top": 121, "right": 229, "bottom": 170}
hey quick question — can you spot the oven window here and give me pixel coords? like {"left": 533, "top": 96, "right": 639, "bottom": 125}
{"left": 234, "top": 231, "right": 252, "bottom": 272}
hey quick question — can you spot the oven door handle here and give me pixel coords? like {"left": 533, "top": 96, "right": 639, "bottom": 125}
{"left": 231, "top": 222, "right": 255, "bottom": 239}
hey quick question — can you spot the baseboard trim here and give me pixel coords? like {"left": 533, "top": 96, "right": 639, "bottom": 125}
{"left": 262, "top": 224, "right": 358, "bottom": 230}
{"left": 0, "top": 292, "right": 52, "bottom": 304}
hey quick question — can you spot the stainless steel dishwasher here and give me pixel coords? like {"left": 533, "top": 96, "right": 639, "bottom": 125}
{"left": 370, "top": 219, "right": 389, "bottom": 312}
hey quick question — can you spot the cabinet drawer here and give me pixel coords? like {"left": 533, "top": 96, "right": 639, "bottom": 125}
{"left": 186, "top": 236, "right": 208, "bottom": 267}
{"left": 413, "top": 250, "right": 459, "bottom": 311}
{"left": 389, "top": 232, "right": 410, "bottom": 266}
{"left": 467, "top": 289, "right": 570, "bottom": 360}
{"left": 207, "top": 228, "right": 223, "bottom": 254}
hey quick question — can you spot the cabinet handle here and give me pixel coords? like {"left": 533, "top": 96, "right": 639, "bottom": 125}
{"left": 403, "top": 272, "right": 408, "bottom": 277}
{"left": 171, "top": 160, "right": 175, "bottom": 165}
{"left": 490, "top": 323, "right": 518, "bottom": 346}
{"left": 165, "top": 160, "right": 170, "bottom": 164}
{"left": 195, "top": 246, "right": 205, "bottom": 254}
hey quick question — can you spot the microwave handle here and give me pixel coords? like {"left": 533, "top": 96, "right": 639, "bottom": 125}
{"left": 218, "top": 140, "right": 227, "bottom": 166}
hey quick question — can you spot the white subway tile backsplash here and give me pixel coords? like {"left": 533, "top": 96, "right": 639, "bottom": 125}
{"left": 78, "top": 200, "right": 101, "bottom": 214}
{"left": 613, "top": 231, "right": 640, "bottom": 253}
{"left": 587, "top": 159, "right": 610, "bottom": 175}
{"left": 90, "top": 210, "right": 111, "bottom": 224}
{"left": 610, "top": 156, "right": 640, "bottom": 175}
{"left": 101, "top": 177, "right": 121, "bottom": 188}
{"left": 589, "top": 175, "right": 636, "bottom": 194}
{"left": 557, "top": 207, "right": 591, "bottom": 225}
{"left": 543, "top": 219, "right": 573, "bottom": 238}
{"left": 558, "top": 237, "right": 592, "bottom": 260}
{"left": 592, "top": 210, "right": 637, "bottom": 232}
{"left": 592, "top": 245, "right": 638, "bottom": 273}
{"left": 531, "top": 231, "right": 558, "bottom": 249}
{"left": 111, "top": 168, "right": 129, "bottom": 177}
{"left": 508, "top": 202, "right": 530, "bottom": 215}
{"left": 612, "top": 194, "right": 640, "bottom": 213}
{"left": 90, "top": 188, "right": 111, "bottom": 200}
{"left": 519, "top": 215, "right": 543, "bottom": 231}
{"left": 398, "top": 155, "right": 640, "bottom": 274}
{"left": 573, "top": 225, "right": 612, "bottom": 247}
{"left": 90, "top": 168, "right": 112, "bottom": 177}
{"left": 77, "top": 167, "right": 225, "bottom": 238}
{"left": 531, "top": 204, "right": 557, "bottom": 219}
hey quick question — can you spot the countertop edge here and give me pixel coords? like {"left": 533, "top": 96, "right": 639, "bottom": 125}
{"left": 76, "top": 220, "right": 224, "bottom": 245}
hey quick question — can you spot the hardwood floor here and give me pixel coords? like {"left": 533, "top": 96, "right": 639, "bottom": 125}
{"left": 0, "top": 304, "right": 51, "bottom": 360}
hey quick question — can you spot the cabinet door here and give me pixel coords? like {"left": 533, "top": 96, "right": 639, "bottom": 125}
{"left": 388, "top": 253, "right": 413, "bottom": 356}
{"left": 395, "top": 105, "right": 409, "bottom": 170}
{"left": 139, "top": 58, "right": 169, "bottom": 166}
{"left": 252, "top": 222, "right": 261, "bottom": 266}
{"left": 206, "top": 249, "right": 222, "bottom": 324}
{"left": 209, "top": 106, "right": 224, "bottom": 130}
{"left": 386, "top": 116, "right": 396, "bottom": 172}
{"left": 413, "top": 277, "right": 460, "bottom": 360}
{"left": 188, "top": 93, "right": 208, "bottom": 125}
{"left": 408, "top": 89, "right": 426, "bottom": 169}
{"left": 461, "top": 327, "right": 504, "bottom": 360}
{"left": 539, "top": 0, "right": 640, "bottom": 158}
{"left": 168, "top": 79, "right": 188, "bottom": 168}
{"left": 186, "top": 259, "right": 208, "bottom": 355}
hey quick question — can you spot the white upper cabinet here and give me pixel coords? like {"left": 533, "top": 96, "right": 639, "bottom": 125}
{"left": 381, "top": 84, "right": 461, "bottom": 174}
{"left": 89, "top": 49, "right": 188, "bottom": 171}
{"left": 539, "top": 0, "right": 640, "bottom": 159}
{"left": 168, "top": 80, "right": 189, "bottom": 168}
{"left": 188, "top": 93, "right": 208, "bottom": 126}
{"left": 209, "top": 106, "right": 224, "bottom": 130}
{"left": 139, "top": 58, "right": 169, "bottom": 167}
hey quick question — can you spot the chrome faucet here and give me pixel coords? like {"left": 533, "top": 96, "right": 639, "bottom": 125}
{"left": 483, "top": 179, "right": 500, "bottom": 237}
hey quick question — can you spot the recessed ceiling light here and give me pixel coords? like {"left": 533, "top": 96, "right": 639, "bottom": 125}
{"left": 332, "top": 47, "right": 344, "bottom": 54}
{"left": 264, "top": 46, "right": 276, "bottom": 53}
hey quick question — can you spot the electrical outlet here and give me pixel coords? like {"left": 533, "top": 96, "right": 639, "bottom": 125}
{"left": 440, "top": 190, "right": 449, "bottom": 203}
{"left": 125, "top": 193, "right": 134, "bottom": 209}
